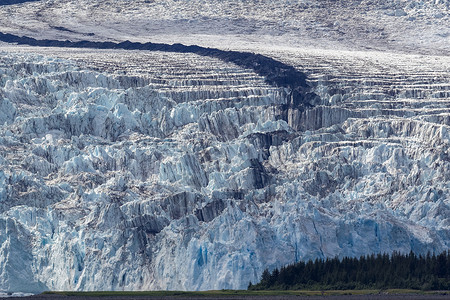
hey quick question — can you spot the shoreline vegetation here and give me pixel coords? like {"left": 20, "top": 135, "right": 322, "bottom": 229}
{"left": 249, "top": 251, "right": 450, "bottom": 291}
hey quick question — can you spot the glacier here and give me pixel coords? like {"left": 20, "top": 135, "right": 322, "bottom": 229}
{"left": 0, "top": 46, "right": 448, "bottom": 292}
{"left": 0, "top": 0, "right": 448, "bottom": 55}
{"left": 0, "top": 0, "right": 449, "bottom": 294}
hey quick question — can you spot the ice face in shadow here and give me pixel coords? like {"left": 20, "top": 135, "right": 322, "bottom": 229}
{"left": 0, "top": 48, "right": 449, "bottom": 292}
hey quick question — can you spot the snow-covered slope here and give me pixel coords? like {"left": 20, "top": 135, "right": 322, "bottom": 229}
{"left": 0, "top": 0, "right": 448, "bottom": 55}
{"left": 0, "top": 0, "right": 449, "bottom": 294}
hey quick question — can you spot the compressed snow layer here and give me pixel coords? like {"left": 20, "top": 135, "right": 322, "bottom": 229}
{"left": 0, "top": 46, "right": 449, "bottom": 292}
{"left": 0, "top": 0, "right": 448, "bottom": 55}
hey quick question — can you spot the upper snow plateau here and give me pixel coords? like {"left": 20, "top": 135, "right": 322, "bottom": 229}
{"left": 0, "top": 0, "right": 449, "bottom": 293}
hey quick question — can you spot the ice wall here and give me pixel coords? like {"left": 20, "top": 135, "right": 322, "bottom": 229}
{"left": 0, "top": 48, "right": 448, "bottom": 292}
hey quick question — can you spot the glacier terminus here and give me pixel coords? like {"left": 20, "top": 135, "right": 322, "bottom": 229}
{"left": 0, "top": 0, "right": 449, "bottom": 294}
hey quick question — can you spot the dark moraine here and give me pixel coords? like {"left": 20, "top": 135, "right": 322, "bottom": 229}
{"left": 0, "top": 0, "right": 39, "bottom": 5}
{"left": 0, "top": 32, "right": 316, "bottom": 110}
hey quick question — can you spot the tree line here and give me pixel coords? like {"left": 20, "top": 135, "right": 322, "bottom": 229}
{"left": 249, "top": 251, "right": 450, "bottom": 291}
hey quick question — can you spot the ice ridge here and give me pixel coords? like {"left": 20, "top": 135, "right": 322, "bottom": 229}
{"left": 0, "top": 43, "right": 448, "bottom": 292}
{"left": 0, "top": 32, "right": 309, "bottom": 90}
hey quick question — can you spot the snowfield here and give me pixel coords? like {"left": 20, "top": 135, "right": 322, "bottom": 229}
{"left": 0, "top": 0, "right": 449, "bottom": 54}
{"left": 0, "top": 0, "right": 449, "bottom": 294}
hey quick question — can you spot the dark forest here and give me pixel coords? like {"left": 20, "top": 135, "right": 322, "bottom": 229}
{"left": 249, "top": 251, "right": 450, "bottom": 291}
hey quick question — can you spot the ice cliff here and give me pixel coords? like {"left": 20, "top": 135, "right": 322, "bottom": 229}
{"left": 0, "top": 47, "right": 449, "bottom": 292}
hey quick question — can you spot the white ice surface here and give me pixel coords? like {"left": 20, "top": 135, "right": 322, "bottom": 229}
{"left": 0, "top": 47, "right": 448, "bottom": 292}
{"left": 0, "top": 0, "right": 449, "bottom": 294}
{"left": 0, "top": 0, "right": 448, "bottom": 55}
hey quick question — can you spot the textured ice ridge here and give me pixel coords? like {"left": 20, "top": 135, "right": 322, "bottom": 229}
{"left": 0, "top": 48, "right": 449, "bottom": 293}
